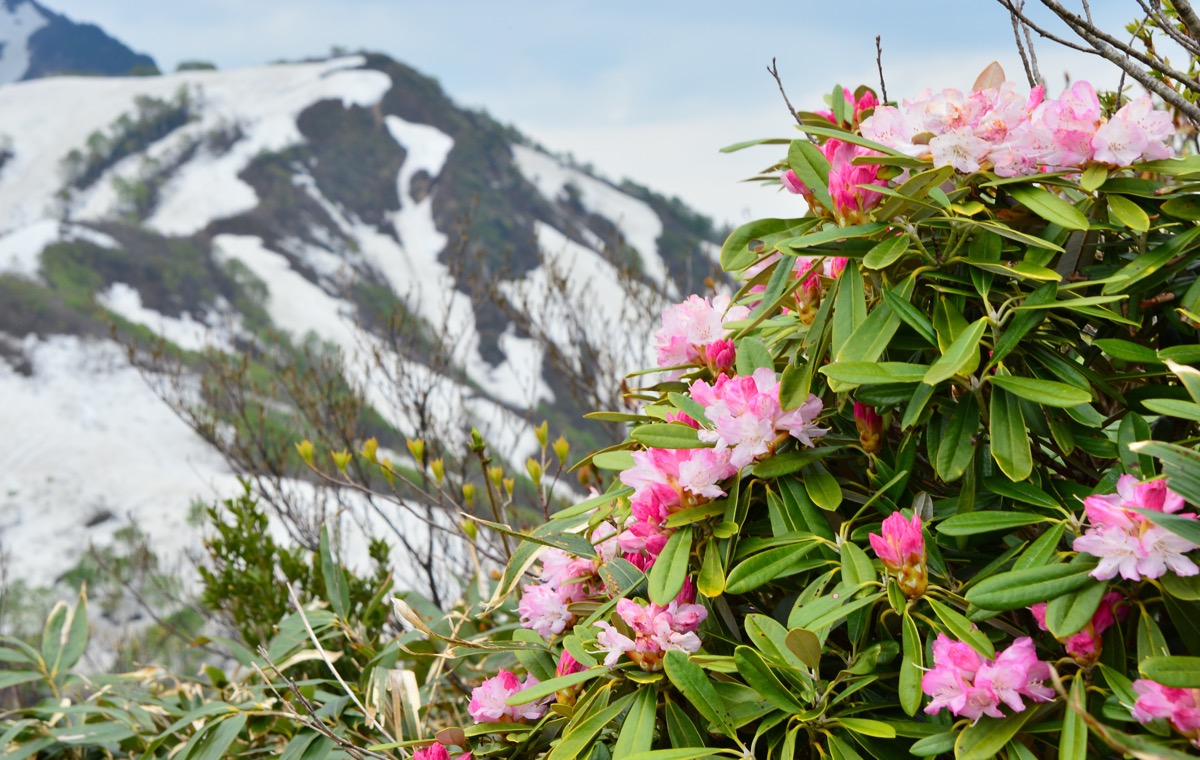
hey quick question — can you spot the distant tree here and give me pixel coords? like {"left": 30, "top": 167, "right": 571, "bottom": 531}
{"left": 175, "top": 60, "right": 217, "bottom": 72}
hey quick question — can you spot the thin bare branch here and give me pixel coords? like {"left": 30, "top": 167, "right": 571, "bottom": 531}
{"left": 767, "top": 58, "right": 805, "bottom": 128}
{"left": 1009, "top": 5, "right": 1039, "bottom": 87}
{"left": 875, "top": 36, "right": 889, "bottom": 103}
{"left": 995, "top": 0, "right": 1097, "bottom": 53}
{"left": 1136, "top": 0, "right": 1200, "bottom": 55}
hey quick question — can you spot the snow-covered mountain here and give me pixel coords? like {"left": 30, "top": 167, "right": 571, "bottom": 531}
{"left": 0, "top": 49, "right": 722, "bottom": 589}
{"left": 0, "top": 0, "right": 158, "bottom": 84}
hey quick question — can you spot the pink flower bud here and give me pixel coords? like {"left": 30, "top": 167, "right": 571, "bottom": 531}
{"left": 853, "top": 401, "right": 884, "bottom": 454}
{"left": 868, "top": 512, "right": 927, "bottom": 597}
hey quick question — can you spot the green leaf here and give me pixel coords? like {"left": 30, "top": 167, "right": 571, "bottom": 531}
{"left": 1142, "top": 398, "right": 1200, "bottom": 422}
{"left": 697, "top": 540, "right": 725, "bottom": 598}
{"left": 648, "top": 527, "right": 693, "bottom": 605}
{"left": 986, "top": 375, "right": 1092, "bottom": 408}
{"left": 925, "top": 317, "right": 987, "bottom": 385}
{"left": 927, "top": 597, "right": 995, "bottom": 659}
{"left": 862, "top": 235, "right": 908, "bottom": 269}
{"left": 1165, "top": 359, "right": 1200, "bottom": 404}
{"left": 1140, "top": 656, "right": 1200, "bottom": 687}
{"left": 1080, "top": 164, "right": 1108, "bottom": 192}
{"left": 622, "top": 751, "right": 741, "bottom": 760}
{"left": 0, "top": 670, "right": 44, "bottom": 690}
{"left": 508, "top": 667, "right": 606, "bottom": 705}
{"left": 735, "top": 336, "right": 774, "bottom": 375}
{"left": 909, "top": 732, "right": 956, "bottom": 757}
{"left": 547, "top": 693, "right": 635, "bottom": 760}
{"left": 882, "top": 286, "right": 937, "bottom": 347}
{"left": 900, "top": 613, "right": 923, "bottom": 717}
{"left": 1007, "top": 184, "right": 1090, "bottom": 230}
{"left": 840, "top": 541, "right": 876, "bottom": 590}
{"left": 185, "top": 713, "right": 248, "bottom": 760}
{"left": 719, "top": 217, "right": 817, "bottom": 272}
{"left": 734, "top": 645, "right": 807, "bottom": 712}
{"left": 820, "top": 361, "right": 930, "bottom": 389}
{"left": 1106, "top": 194, "right": 1150, "bottom": 232}
{"left": 790, "top": 592, "right": 883, "bottom": 632}
{"left": 1102, "top": 226, "right": 1200, "bottom": 295}
{"left": 936, "top": 511, "right": 1047, "bottom": 537}
{"left": 59, "top": 586, "right": 88, "bottom": 673}
{"left": 982, "top": 477, "right": 1060, "bottom": 509}
{"left": 966, "top": 561, "right": 1099, "bottom": 611}
{"left": 989, "top": 386, "right": 1032, "bottom": 482}
{"left": 935, "top": 395, "right": 979, "bottom": 482}
{"left": 1163, "top": 572, "right": 1200, "bottom": 601}
{"left": 1095, "top": 338, "right": 1161, "bottom": 364}
{"left": 788, "top": 139, "right": 834, "bottom": 212}
{"left": 835, "top": 718, "right": 895, "bottom": 739}
{"left": 785, "top": 627, "right": 822, "bottom": 669}
{"left": 663, "top": 650, "right": 735, "bottom": 738}
{"left": 1060, "top": 675, "right": 1088, "bottom": 760}
{"left": 668, "top": 392, "right": 710, "bottom": 428}
{"left": 592, "top": 450, "right": 635, "bottom": 471}
{"left": 599, "top": 557, "right": 648, "bottom": 600}
{"left": 318, "top": 525, "right": 350, "bottom": 619}
{"left": 612, "top": 687, "right": 658, "bottom": 760}
{"left": 954, "top": 710, "right": 1034, "bottom": 760}
{"left": 803, "top": 462, "right": 842, "bottom": 509}
{"left": 1163, "top": 195, "right": 1200, "bottom": 220}
{"left": 782, "top": 221, "right": 889, "bottom": 251}
{"left": 724, "top": 542, "right": 819, "bottom": 594}
{"left": 1044, "top": 579, "right": 1108, "bottom": 638}
{"left": 836, "top": 274, "right": 917, "bottom": 364}
{"left": 630, "top": 424, "right": 708, "bottom": 450}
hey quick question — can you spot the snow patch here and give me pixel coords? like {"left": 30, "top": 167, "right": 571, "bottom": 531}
{"left": 0, "top": 220, "right": 117, "bottom": 279}
{"left": 511, "top": 144, "right": 672, "bottom": 293}
{"left": 97, "top": 282, "right": 237, "bottom": 353}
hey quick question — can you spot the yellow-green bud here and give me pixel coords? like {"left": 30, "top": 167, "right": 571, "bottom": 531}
{"left": 295, "top": 439, "right": 314, "bottom": 466}
{"left": 488, "top": 466, "right": 504, "bottom": 488}
{"left": 526, "top": 458, "right": 543, "bottom": 485}
{"left": 332, "top": 449, "right": 352, "bottom": 473}
{"left": 470, "top": 428, "right": 485, "bottom": 452}
{"left": 381, "top": 458, "right": 395, "bottom": 486}
{"left": 406, "top": 438, "right": 425, "bottom": 464}
{"left": 503, "top": 477, "right": 515, "bottom": 497}
{"left": 361, "top": 437, "right": 378, "bottom": 463}
{"left": 431, "top": 458, "right": 445, "bottom": 485}
{"left": 535, "top": 420, "right": 549, "bottom": 448}
{"left": 552, "top": 436, "right": 569, "bottom": 464}
{"left": 461, "top": 519, "right": 478, "bottom": 541}
{"left": 462, "top": 482, "right": 476, "bottom": 505}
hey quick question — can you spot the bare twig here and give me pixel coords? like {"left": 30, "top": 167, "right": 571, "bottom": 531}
{"left": 1174, "top": 0, "right": 1200, "bottom": 40}
{"left": 875, "top": 36, "right": 889, "bottom": 103}
{"left": 1135, "top": 0, "right": 1200, "bottom": 55}
{"left": 767, "top": 58, "right": 805, "bottom": 128}
{"left": 1009, "top": 4, "right": 1039, "bottom": 87}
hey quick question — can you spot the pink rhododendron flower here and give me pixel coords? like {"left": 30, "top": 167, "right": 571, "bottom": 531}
{"left": 1092, "top": 95, "right": 1174, "bottom": 165}
{"left": 412, "top": 744, "right": 472, "bottom": 760}
{"left": 868, "top": 511, "right": 927, "bottom": 596}
{"left": 519, "top": 519, "right": 622, "bottom": 638}
{"left": 1073, "top": 476, "right": 1200, "bottom": 581}
{"left": 1031, "top": 591, "right": 1125, "bottom": 663}
{"left": 595, "top": 580, "right": 707, "bottom": 671}
{"left": 691, "top": 368, "right": 827, "bottom": 468}
{"left": 654, "top": 294, "right": 749, "bottom": 377}
{"left": 922, "top": 635, "right": 1052, "bottom": 722}
{"left": 1132, "top": 680, "right": 1200, "bottom": 747}
{"left": 468, "top": 670, "right": 547, "bottom": 723}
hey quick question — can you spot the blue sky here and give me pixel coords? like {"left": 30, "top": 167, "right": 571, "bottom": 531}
{"left": 49, "top": 1, "right": 1136, "bottom": 227}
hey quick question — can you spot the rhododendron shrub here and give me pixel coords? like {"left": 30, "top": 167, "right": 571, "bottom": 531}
{"left": 401, "top": 68, "right": 1200, "bottom": 760}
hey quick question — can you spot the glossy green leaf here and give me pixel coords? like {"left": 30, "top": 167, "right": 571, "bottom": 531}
{"left": 924, "top": 317, "right": 987, "bottom": 385}
{"left": 508, "top": 667, "right": 606, "bottom": 705}
{"left": 989, "top": 386, "right": 1032, "bottom": 482}
{"left": 1044, "top": 579, "right": 1108, "bottom": 638}
{"left": 927, "top": 597, "right": 995, "bottom": 659}
{"left": 954, "top": 710, "right": 1034, "bottom": 760}
{"left": 986, "top": 375, "right": 1092, "bottom": 408}
{"left": 1102, "top": 226, "right": 1200, "bottom": 294}
{"left": 1060, "top": 675, "right": 1088, "bottom": 760}
{"left": 836, "top": 718, "right": 896, "bottom": 738}
{"left": 1140, "top": 656, "right": 1200, "bottom": 688}
{"left": 1142, "top": 398, "right": 1200, "bottom": 422}
{"left": 663, "top": 650, "right": 735, "bottom": 738}
{"left": 612, "top": 687, "right": 657, "bottom": 759}
{"left": 935, "top": 395, "right": 979, "bottom": 482}
{"left": 734, "top": 645, "right": 806, "bottom": 712}
{"left": 966, "top": 561, "right": 1099, "bottom": 611}
{"left": 862, "top": 235, "right": 908, "bottom": 269}
{"left": 630, "top": 424, "right": 708, "bottom": 450}
{"left": 648, "top": 527, "right": 693, "bottom": 605}
{"left": 724, "top": 542, "right": 819, "bottom": 594}
{"left": 1128, "top": 441, "right": 1200, "bottom": 508}
{"left": 1106, "top": 194, "right": 1150, "bottom": 232}
{"left": 989, "top": 282, "right": 1056, "bottom": 367}
{"left": 803, "top": 462, "right": 842, "bottom": 509}
{"left": 719, "top": 217, "right": 818, "bottom": 272}
{"left": 547, "top": 692, "right": 635, "bottom": 760}
{"left": 820, "top": 361, "right": 930, "bottom": 388}
{"left": 592, "top": 450, "right": 635, "bottom": 471}
{"left": 900, "top": 613, "right": 923, "bottom": 716}
{"left": 936, "top": 511, "right": 1047, "bottom": 536}
{"left": 1007, "top": 184, "right": 1090, "bottom": 230}
{"left": 697, "top": 540, "right": 725, "bottom": 598}
{"left": 735, "top": 336, "right": 774, "bottom": 374}
{"left": 788, "top": 140, "right": 834, "bottom": 212}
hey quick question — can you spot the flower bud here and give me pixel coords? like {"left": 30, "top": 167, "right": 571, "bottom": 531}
{"left": 526, "top": 458, "right": 543, "bottom": 486}
{"left": 462, "top": 482, "right": 476, "bottom": 506}
{"left": 360, "top": 437, "right": 378, "bottom": 463}
{"left": 430, "top": 458, "right": 445, "bottom": 485}
{"left": 295, "top": 439, "right": 314, "bottom": 466}
{"left": 552, "top": 436, "right": 570, "bottom": 464}
{"left": 868, "top": 512, "right": 927, "bottom": 597}
{"left": 331, "top": 449, "right": 352, "bottom": 473}
{"left": 854, "top": 401, "right": 884, "bottom": 454}
{"left": 406, "top": 438, "right": 425, "bottom": 464}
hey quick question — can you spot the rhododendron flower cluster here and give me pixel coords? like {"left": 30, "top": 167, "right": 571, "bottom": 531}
{"left": 467, "top": 670, "right": 548, "bottom": 723}
{"left": 922, "top": 635, "right": 1053, "bottom": 722}
{"left": 1031, "top": 591, "right": 1125, "bottom": 663}
{"left": 1072, "top": 475, "right": 1200, "bottom": 581}
{"left": 782, "top": 137, "right": 886, "bottom": 223}
{"left": 1132, "top": 679, "right": 1200, "bottom": 747}
{"left": 860, "top": 80, "right": 1172, "bottom": 176}
{"left": 616, "top": 446, "right": 737, "bottom": 562}
{"left": 594, "top": 579, "right": 707, "bottom": 671}
{"left": 690, "top": 367, "right": 827, "bottom": 468}
{"left": 868, "top": 511, "right": 926, "bottom": 596}
{"left": 412, "top": 744, "right": 473, "bottom": 760}
{"left": 654, "top": 294, "right": 748, "bottom": 377}
{"left": 518, "top": 521, "right": 618, "bottom": 638}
